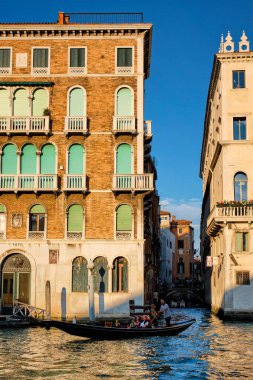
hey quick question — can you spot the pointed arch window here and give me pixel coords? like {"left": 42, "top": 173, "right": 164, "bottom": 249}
{"left": 93, "top": 257, "right": 108, "bottom": 293}
{"left": 72, "top": 257, "right": 88, "bottom": 292}
{"left": 116, "top": 204, "right": 133, "bottom": 239}
{"left": 112, "top": 257, "right": 128, "bottom": 292}
{"left": 234, "top": 172, "right": 247, "bottom": 201}
{"left": 32, "top": 88, "right": 49, "bottom": 116}
{"left": 29, "top": 204, "right": 46, "bottom": 239}
{"left": 13, "top": 88, "right": 29, "bottom": 116}
{"left": 67, "top": 204, "right": 84, "bottom": 239}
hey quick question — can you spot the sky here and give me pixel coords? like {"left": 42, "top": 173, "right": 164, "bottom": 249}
{"left": 2, "top": 0, "right": 253, "bottom": 249}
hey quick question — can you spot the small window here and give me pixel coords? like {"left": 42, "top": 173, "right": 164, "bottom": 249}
{"left": 233, "top": 117, "right": 246, "bottom": 140}
{"left": 233, "top": 70, "right": 245, "bottom": 89}
{"left": 29, "top": 204, "right": 46, "bottom": 239}
{"left": 236, "top": 271, "right": 250, "bottom": 285}
{"left": 236, "top": 232, "right": 249, "bottom": 252}
{"left": 72, "top": 257, "right": 88, "bottom": 292}
{"left": 32, "top": 48, "right": 49, "bottom": 75}
{"left": 0, "top": 49, "right": 11, "bottom": 74}
{"left": 116, "top": 47, "right": 133, "bottom": 74}
{"left": 112, "top": 257, "right": 128, "bottom": 292}
{"left": 178, "top": 240, "right": 184, "bottom": 249}
{"left": 179, "top": 228, "right": 182, "bottom": 233}
{"left": 234, "top": 172, "right": 247, "bottom": 202}
{"left": 69, "top": 48, "right": 86, "bottom": 74}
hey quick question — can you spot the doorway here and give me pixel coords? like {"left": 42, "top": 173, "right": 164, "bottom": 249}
{"left": 1, "top": 253, "right": 31, "bottom": 314}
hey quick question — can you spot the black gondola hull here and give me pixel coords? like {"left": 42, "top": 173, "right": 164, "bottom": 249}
{"left": 51, "top": 319, "right": 196, "bottom": 339}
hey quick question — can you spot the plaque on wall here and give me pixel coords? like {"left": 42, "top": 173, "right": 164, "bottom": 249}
{"left": 49, "top": 250, "right": 59, "bottom": 264}
{"left": 16, "top": 53, "right": 27, "bottom": 68}
{"left": 12, "top": 213, "right": 22, "bottom": 228}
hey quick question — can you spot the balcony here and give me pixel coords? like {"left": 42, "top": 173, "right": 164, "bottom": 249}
{"left": 113, "top": 116, "right": 136, "bottom": 134}
{"left": 207, "top": 205, "right": 253, "bottom": 236}
{"left": 0, "top": 175, "right": 58, "bottom": 192}
{"left": 0, "top": 116, "right": 50, "bottom": 135}
{"left": 64, "top": 116, "right": 88, "bottom": 135}
{"left": 112, "top": 174, "right": 154, "bottom": 192}
{"left": 63, "top": 175, "right": 87, "bottom": 192}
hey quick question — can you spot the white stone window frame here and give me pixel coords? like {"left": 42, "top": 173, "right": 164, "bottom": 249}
{"left": 0, "top": 205, "right": 7, "bottom": 240}
{"left": 115, "top": 46, "right": 134, "bottom": 75}
{"left": 65, "top": 203, "right": 85, "bottom": 240}
{"left": 114, "top": 203, "right": 134, "bottom": 240}
{"left": 111, "top": 255, "right": 130, "bottom": 293}
{"left": 68, "top": 46, "right": 87, "bottom": 75}
{"left": 31, "top": 47, "right": 50, "bottom": 76}
{"left": 0, "top": 47, "right": 12, "bottom": 75}
{"left": 232, "top": 69, "right": 246, "bottom": 90}
{"left": 234, "top": 229, "right": 250, "bottom": 254}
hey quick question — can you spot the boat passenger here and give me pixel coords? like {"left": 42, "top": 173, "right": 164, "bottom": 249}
{"left": 133, "top": 315, "right": 141, "bottom": 328}
{"left": 140, "top": 315, "right": 151, "bottom": 328}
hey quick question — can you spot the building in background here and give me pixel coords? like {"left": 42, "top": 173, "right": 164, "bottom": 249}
{"left": 200, "top": 32, "right": 253, "bottom": 318}
{"left": 160, "top": 211, "right": 174, "bottom": 289}
{"left": 0, "top": 11, "right": 156, "bottom": 318}
{"left": 170, "top": 217, "right": 194, "bottom": 286}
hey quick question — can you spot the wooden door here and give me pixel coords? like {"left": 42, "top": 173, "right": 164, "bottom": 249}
{"left": 2, "top": 273, "right": 14, "bottom": 308}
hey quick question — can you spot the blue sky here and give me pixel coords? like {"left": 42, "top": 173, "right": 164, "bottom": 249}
{"left": 2, "top": 0, "right": 253, "bottom": 248}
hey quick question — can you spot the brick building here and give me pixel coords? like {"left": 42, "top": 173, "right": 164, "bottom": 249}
{"left": 0, "top": 12, "right": 157, "bottom": 318}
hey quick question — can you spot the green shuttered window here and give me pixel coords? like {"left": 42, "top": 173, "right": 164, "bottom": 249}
{"left": 117, "top": 87, "right": 132, "bottom": 116}
{"left": 68, "top": 144, "right": 84, "bottom": 174}
{"left": 69, "top": 88, "right": 85, "bottom": 116}
{"left": 0, "top": 89, "right": 11, "bottom": 116}
{"left": 67, "top": 205, "right": 83, "bottom": 232}
{"left": 13, "top": 89, "right": 29, "bottom": 116}
{"left": 32, "top": 88, "right": 48, "bottom": 116}
{"left": 117, "top": 48, "right": 132, "bottom": 67}
{"left": 2, "top": 144, "right": 17, "bottom": 174}
{"left": 21, "top": 144, "right": 36, "bottom": 174}
{"left": 0, "top": 49, "right": 10, "bottom": 67}
{"left": 116, "top": 205, "right": 132, "bottom": 231}
{"left": 116, "top": 143, "right": 132, "bottom": 174}
{"left": 40, "top": 144, "right": 55, "bottom": 174}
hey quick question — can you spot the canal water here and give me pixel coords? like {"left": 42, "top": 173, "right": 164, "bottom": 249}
{"left": 0, "top": 308, "right": 252, "bottom": 379}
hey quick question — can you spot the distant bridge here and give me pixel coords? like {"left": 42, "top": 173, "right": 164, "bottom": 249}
{"left": 166, "top": 287, "right": 205, "bottom": 305}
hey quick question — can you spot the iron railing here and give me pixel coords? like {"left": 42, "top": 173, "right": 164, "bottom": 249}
{"left": 64, "top": 12, "right": 144, "bottom": 24}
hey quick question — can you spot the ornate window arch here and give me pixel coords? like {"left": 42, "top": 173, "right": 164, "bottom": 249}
{"left": 72, "top": 256, "right": 88, "bottom": 292}
{"left": 93, "top": 256, "right": 108, "bottom": 293}
{"left": 112, "top": 256, "right": 128, "bottom": 292}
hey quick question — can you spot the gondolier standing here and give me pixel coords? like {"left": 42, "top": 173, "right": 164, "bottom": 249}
{"left": 158, "top": 299, "right": 171, "bottom": 326}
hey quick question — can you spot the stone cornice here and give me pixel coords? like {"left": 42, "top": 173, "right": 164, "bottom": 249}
{"left": 217, "top": 51, "right": 253, "bottom": 62}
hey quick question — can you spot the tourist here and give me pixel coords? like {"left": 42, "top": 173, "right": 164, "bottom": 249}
{"left": 140, "top": 315, "right": 151, "bottom": 328}
{"left": 158, "top": 299, "right": 171, "bottom": 326}
{"left": 134, "top": 316, "right": 141, "bottom": 327}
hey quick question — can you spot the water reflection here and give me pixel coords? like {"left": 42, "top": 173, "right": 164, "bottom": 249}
{"left": 0, "top": 309, "right": 252, "bottom": 379}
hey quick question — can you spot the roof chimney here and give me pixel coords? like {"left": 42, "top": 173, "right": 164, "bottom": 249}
{"left": 58, "top": 12, "right": 64, "bottom": 25}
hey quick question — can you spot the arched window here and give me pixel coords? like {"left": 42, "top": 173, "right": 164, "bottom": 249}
{"left": 234, "top": 172, "right": 247, "bottom": 201}
{"left": 29, "top": 204, "right": 46, "bottom": 239}
{"left": 116, "top": 204, "right": 132, "bottom": 239}
{"left": 68, "top": 144, "right": 84, "bottom": 175}
{"left": 21, "top": 144, "right": 36, "bottom": 189}
{"left": 116, "top": 87, "right": 133, "bottom": 116}
{"left": 69, "top": 87, "right": 86, "bottom": 116}
{"left": 0, "top": 88, "right": 10, "bottom": 116}
{"left": 32, "top": 88, "right": 48, "bottom": 116}
{"left": 178, "top": 258, "right": 184, "bottom": 274}
{"left": 112, "top": 257, "right": 128, "bottom": 292}
{"left": 0, "top": 204, "right": 6, "bottom": 239}
{"left": 93, "top": 257, "right": 108, "bottom": 293}
{"left": 116, "top": 143, "right": 132, "bottom": 174}
{"left": 1, "top": 144, "right": 17, "bottom": 189}
{"left": 13, "top": 88, "right": 29, "bottom": 116}
{"left": 2, "top": 144, "right": 17, "bottom": 174}
{"left": 72, "top": 257, "right": 88, "bottom": 292}
{"left": 40, "top": 144, "right": 56, "bottom": 174}
{"left": 67, "top": 204, "right": 83, "bottom": 239}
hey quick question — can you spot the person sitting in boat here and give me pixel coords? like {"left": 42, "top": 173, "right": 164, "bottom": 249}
{"left": 140, "top": 315, "right": 151, "bottom": 328}
{"left": 158, "top": 298, "right": 171, "bottom": 326}
{"left": 133, "top": 315, "right": 141, "bottom": 328}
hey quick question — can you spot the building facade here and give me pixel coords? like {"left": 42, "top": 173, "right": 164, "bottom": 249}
{"left": 160, "top": 211, "right": 174, "bottom": 289}
{"left": 200, "top": 32, "right": 253, "bottom": 318}
{"left": 0, "top": 12, "right": 155, "bottom": 318}
{"left": 170, "top": 217, "right": 194, "bottom": 285}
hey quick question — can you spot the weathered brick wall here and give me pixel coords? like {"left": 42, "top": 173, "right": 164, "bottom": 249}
{"left": 0, "top": 35, "right": 141, "bottom": 240}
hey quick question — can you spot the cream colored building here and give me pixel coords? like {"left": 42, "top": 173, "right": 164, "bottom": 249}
{"left": 0, "top": 12, "right": 156, "bottom": 319}
{"left": 200, "top": 32, "right": 253, "bottom": 318}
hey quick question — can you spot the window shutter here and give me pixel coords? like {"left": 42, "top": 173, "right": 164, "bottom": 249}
{"left": 33, "top": 49, "right": 48, "bottom": 68}
{"left": 117, "top": 48, "right": 132, "bottom": 67}
{"left": 236, "top": 232, "right": 242, "bottom": 251}
{"left": 40, "top": 144, "right": 55, "bottom": 174}
{"left": 117, "top": 87, "right": 132, "bottom": 116}
{"left": 116, "top": 144, "right": 132, "bottom": 174}
{"left": 68, "top": 205, "right": 83, "bottom": 232}
{"left": 70, "top": 48, "right": 85, "bottom": 67}
{"left": 0, "top": 49, "right": 10, "bottom": 67}
{"left": 117, "top": 205, "right": 132, "bottom": 231}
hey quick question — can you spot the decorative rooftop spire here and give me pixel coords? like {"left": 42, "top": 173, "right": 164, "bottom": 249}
{"left": 219, "top": 34, "right": 224, "bottom": 53}
{"left": 223, "top": 31, "right": 234, "bottom": 52}
{"left": 239, "top": 30, "right": 250, "bottom": 52}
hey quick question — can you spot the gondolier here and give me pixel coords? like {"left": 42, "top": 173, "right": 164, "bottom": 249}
{"left": 158, "top": 299, "right": 171, "bottom": 326}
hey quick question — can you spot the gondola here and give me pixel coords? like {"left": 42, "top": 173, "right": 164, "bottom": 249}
{"left": 51, "top": 318, "right": 196, "bottom": 339}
